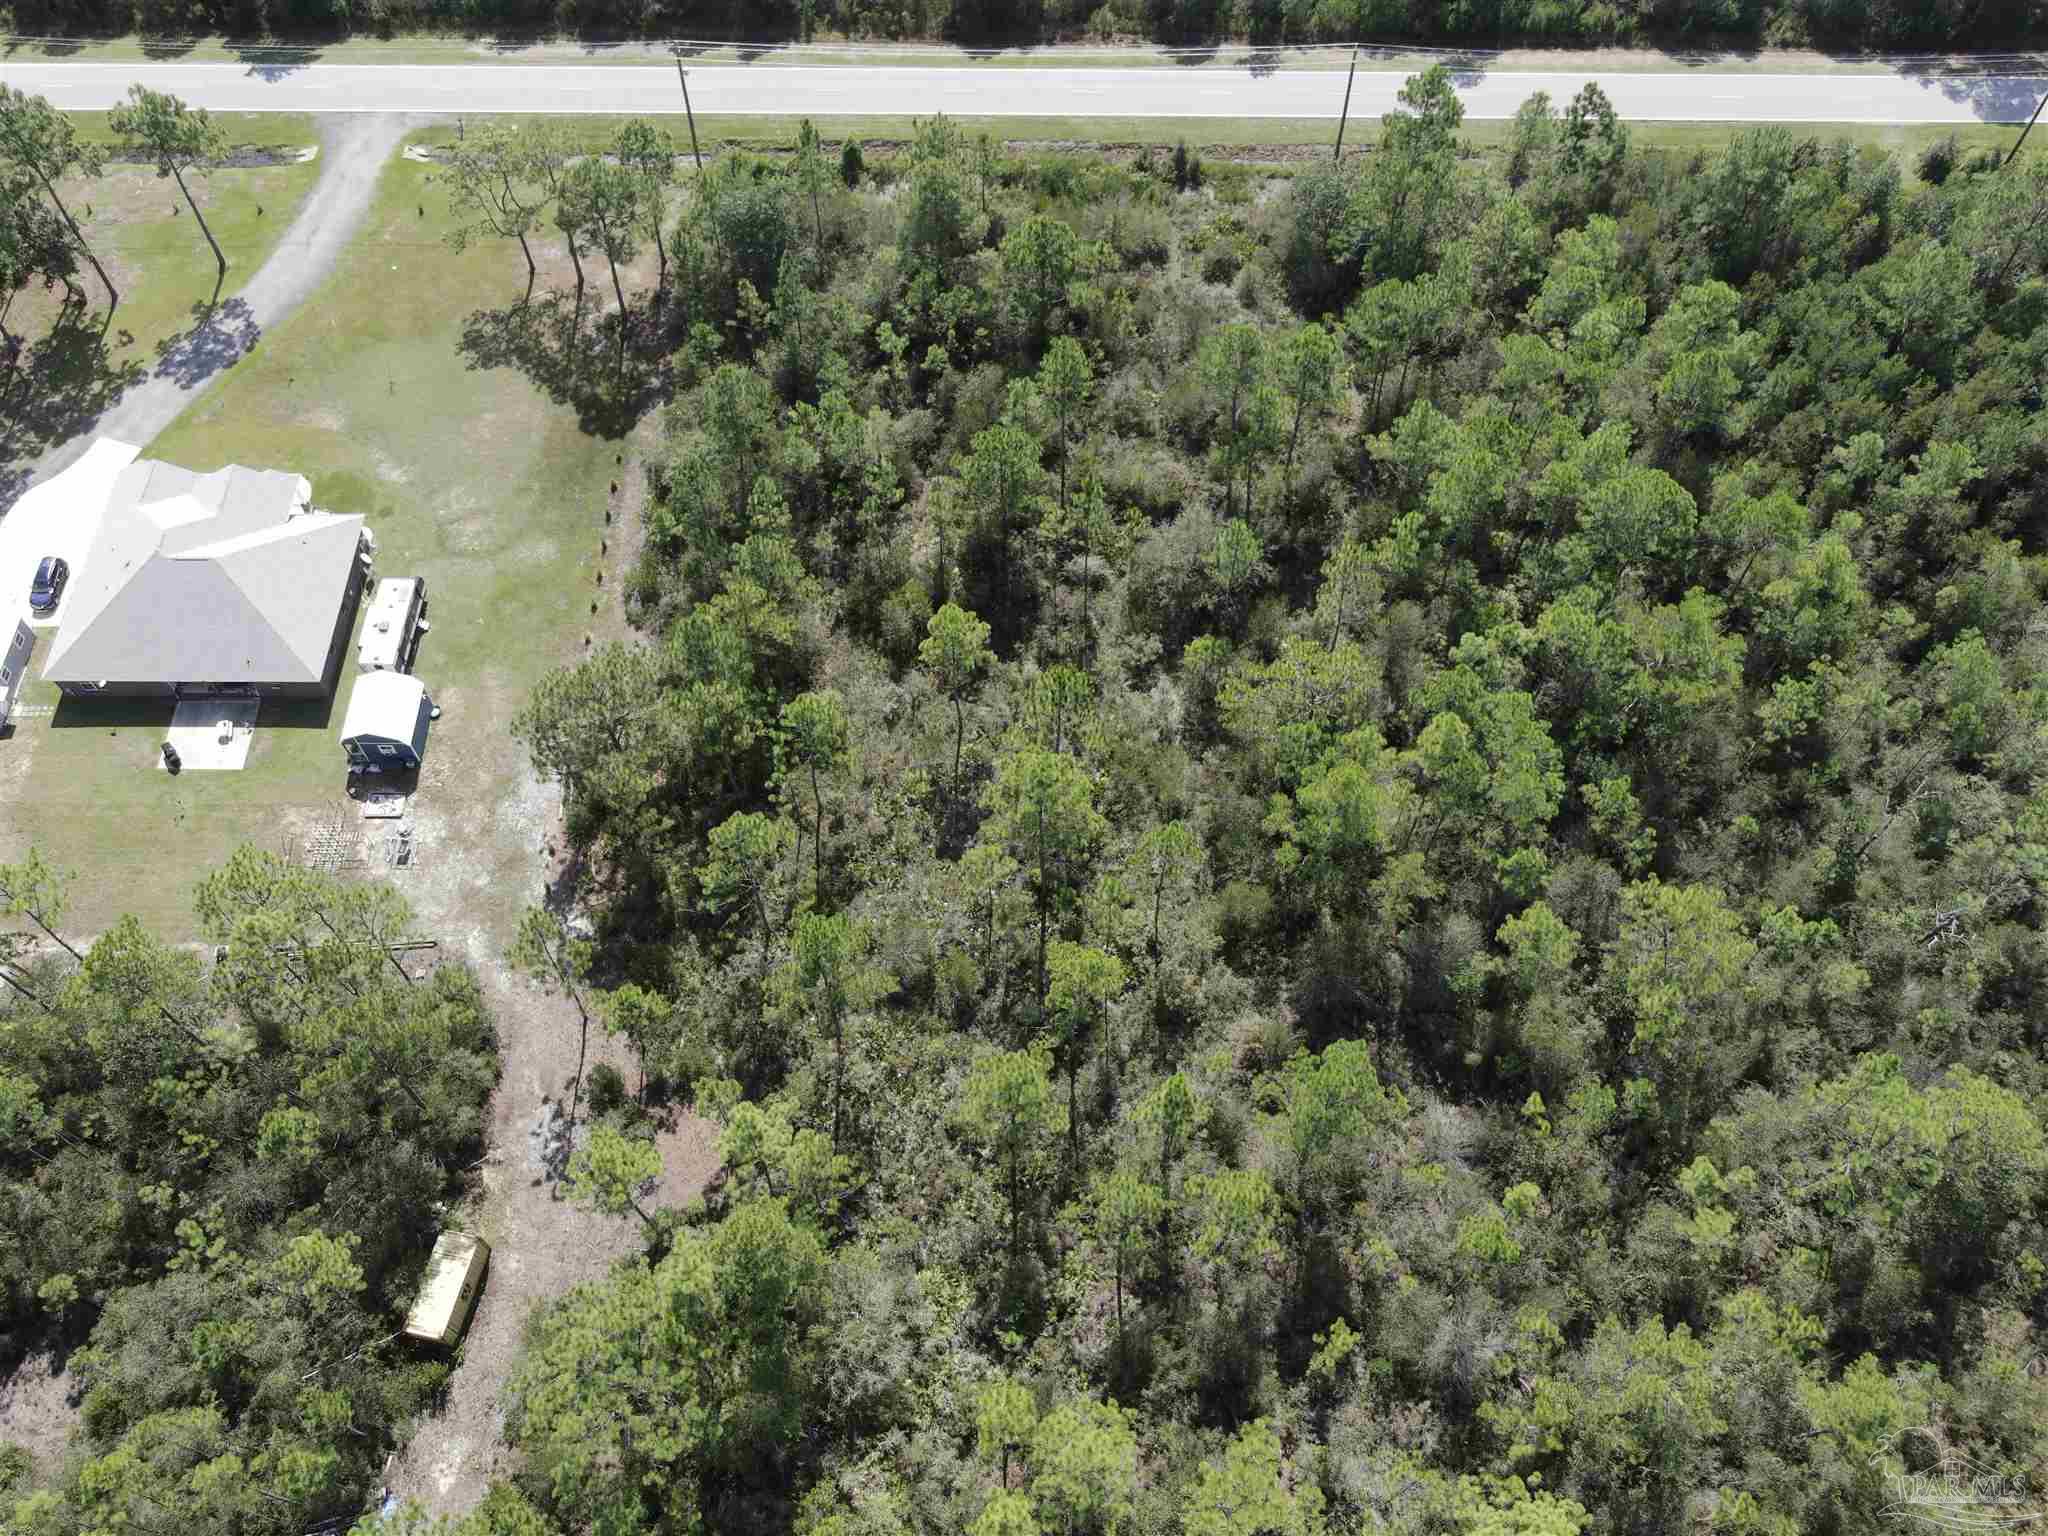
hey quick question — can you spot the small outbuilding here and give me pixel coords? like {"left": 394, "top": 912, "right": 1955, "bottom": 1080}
{"left": 340, "top": 671, "right": 432, "bottom": 773}
{"left": 403, "top": 1231, "right": 489, "bottom": 1349}
{"left": 0, "top": 620, "right": 34, "bottom": 720}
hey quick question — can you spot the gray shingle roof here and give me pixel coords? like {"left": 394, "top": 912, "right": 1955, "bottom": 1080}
{"left": 43, "top": 460, "right": 365, "bottom": 688}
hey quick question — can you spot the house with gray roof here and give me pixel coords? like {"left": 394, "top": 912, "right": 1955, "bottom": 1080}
{"left": 42, "top": 458, "right": 370, "bottom": 702}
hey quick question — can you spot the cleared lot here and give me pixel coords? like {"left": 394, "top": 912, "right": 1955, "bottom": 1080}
{"left": 1, "top": 150, "right": 642, "bottom": 933}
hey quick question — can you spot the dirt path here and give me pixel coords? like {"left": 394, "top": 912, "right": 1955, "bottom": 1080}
{"left": 379, "top": 444, "right": 717, "bottom": 1521}
{"left": 27, "top": 113, "right": 420, "bottom": 485}
{"left": 379, "top": 946, "right": 719, "bottom": 1515}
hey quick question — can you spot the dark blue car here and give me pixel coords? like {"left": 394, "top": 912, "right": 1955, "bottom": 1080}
{"left": 28, "top": 557, "right": 67, "bottom": 615}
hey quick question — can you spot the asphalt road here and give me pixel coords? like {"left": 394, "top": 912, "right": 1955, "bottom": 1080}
{"left": 4, "top": 58, "right": 2044, "bottom": 122}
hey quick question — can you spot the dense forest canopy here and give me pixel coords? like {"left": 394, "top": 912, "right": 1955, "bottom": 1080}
{"left": 0, "top": 854, "right": 498, "bottom": 1535}
{"left": 4, "top": 0, "right": 2041, "bottom": 57}
{"left": 409, "top": 70, "right": 2048, "bottom": 1536}
{"left": 4, "top": 59, "right": 2048, "bottom": 1536}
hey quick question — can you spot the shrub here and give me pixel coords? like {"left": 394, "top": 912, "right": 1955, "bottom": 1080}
{"left": 1076, "top": 196, "right": 1171, "bottom": 269}
{"left": 1201, "top": 242, "right": 1243, "bottom": 286}
{"left": 588, "top": 1062, "right": 629, "bottom": 1119}
{"left": 1097, "top": 434, "right": 1196, "bottom": 518}
{"left": 878, "top": 576, "right": 935, "bottom": 667}
{"left": 1917, "top": 132, "right": 1960, "bottom": 185}
{"left": 1214, "top": 878, "right": 1276, "bottom": 964}
{"left": 1126, "top": 503, "right": 1225, "bottom": 650}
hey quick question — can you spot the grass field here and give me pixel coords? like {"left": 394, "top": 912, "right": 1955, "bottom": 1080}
{"left": 58, "top": 110, "right": 318, "bottom": 148}
{"left": 9, "top": 157, "right": 320, "bottom": 349}
{"left": 3, "top": 153, "right": 645, "bottom": 937}
{"left": 409, "top": 112, "right": 2037, "bottom": 179}
{"left": 3, "top": 118, "right": 319, "bottom": 483}
{"left": 13, "top": 111, "right": 315, "bottom": 330}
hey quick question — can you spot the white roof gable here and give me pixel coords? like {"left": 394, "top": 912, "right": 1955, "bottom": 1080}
{"left": 44, "top": 458, "right": 362, "bottom": 688}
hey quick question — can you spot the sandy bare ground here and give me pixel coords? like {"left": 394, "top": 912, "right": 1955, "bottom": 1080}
{"left": 0, "top": 1350, "right": 77, "bottom": 1481}
{"left": 379, "top": 951, "right": 720, "bottom": 1514}
{"left": 379, "top": 435, "right": 719, "bottom": 1520}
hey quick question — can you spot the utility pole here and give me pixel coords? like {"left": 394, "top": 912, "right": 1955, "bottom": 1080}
{"left": 673, "top": 47, "right": 705, "bottom": 172}
{"left": 1333, "top": 46, "right": 1359, "bottom": 163}
{"left": 2006, "top": 90, "right": 2047, "bottom": 168}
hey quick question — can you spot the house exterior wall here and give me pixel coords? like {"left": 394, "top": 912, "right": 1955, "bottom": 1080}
{"left": 58, "top": 678, "right": 334, "bottom": 702}
{"left": 314, "top": 554, "right": 370, "bottom": 697}
{"left": 54, "top": 680, "right": 177, "bottom": 701}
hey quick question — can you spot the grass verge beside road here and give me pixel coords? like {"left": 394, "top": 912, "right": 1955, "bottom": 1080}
{"left": 410, "top": 112, "right": 2035, "bottom": 176}
{"left": 61, "top": 109, "right": 317, "bottom": 149}
{"left": 410, "top": 113, "right": 1351, "bottom": 149}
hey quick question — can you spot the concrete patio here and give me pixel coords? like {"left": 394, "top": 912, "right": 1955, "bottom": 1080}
{"left": 156, "top": 699, "right": 259, "bottom": 771}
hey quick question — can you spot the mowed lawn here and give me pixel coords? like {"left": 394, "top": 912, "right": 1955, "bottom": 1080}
{"left": 4, "top": 119, "right": 320, "bottom": 471}
{"left": 3, "top": 155, "right": 650, "bottom": 937}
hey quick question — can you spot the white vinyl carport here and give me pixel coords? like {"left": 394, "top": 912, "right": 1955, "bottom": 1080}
{"left": 0, "top": 439, "right": 140, "bottom": 631}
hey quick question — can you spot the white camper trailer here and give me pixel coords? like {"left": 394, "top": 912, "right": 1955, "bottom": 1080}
{"left": 0, "top": 621, "right": 33, "bottom": 720}
{"left": 357, "top": 577, "right": 427, "bottom": 675}
{"left": 403, "top": 1231, "right": 489, "bottom": 1349}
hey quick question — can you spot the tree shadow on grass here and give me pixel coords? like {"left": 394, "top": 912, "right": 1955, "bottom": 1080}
{"left": 153, "top": 298, "right": 260, "bottom": 388}
{"left": 0, "top": 310, "right": 146, "bottom": 485}
{"left": 457, "top": 289, "right": 667, "bottom": 440}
